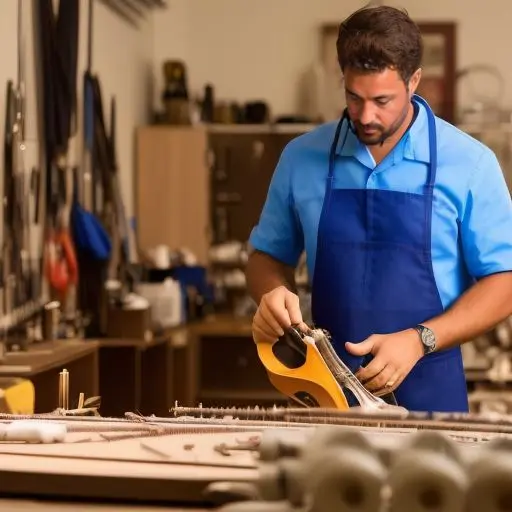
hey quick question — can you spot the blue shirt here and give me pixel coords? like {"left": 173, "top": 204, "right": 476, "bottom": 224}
{"left": 249, "top": 100, "right": 512, "bottom": 309}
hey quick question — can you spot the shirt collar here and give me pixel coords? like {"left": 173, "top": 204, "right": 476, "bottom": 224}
{"left": 334, "top": 97, "right": 432, "bottom": 166}
{"left": 335, "top": 119, "right": 376, "bottom": 169}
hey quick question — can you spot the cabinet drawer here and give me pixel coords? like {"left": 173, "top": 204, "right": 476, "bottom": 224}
{"left": 198, "top": 335, "right": 274, "bottom": 393}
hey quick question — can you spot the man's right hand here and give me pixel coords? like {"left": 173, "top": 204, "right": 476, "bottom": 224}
{"left": 252, "top": 285, "right": 308, "bottom": 343}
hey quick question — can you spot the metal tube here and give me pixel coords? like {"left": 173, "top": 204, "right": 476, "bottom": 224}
{"left": 59, "top": 368, "right": 69, "bottom": 410}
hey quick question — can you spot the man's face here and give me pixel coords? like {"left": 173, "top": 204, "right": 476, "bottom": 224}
{"left": 344, "top": 67, "right": 419, "bottom": 146}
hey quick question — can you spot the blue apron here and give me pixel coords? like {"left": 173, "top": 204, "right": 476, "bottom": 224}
{"left": 311, "top": 95, "right": 469, "bottom": 413}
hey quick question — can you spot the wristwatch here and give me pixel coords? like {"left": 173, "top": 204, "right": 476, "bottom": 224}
{"left": 414, "top": 324, "right": 436, "bottom": 355}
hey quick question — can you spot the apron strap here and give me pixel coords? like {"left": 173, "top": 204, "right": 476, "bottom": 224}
{"left": 411, "top": 94, "right": 438, "bottom": 256}
{"left": 328, "top": 110, "right": 350, "bottom": 179}
{"left": 412, "top": 94, "right": 438, "bottom": 190}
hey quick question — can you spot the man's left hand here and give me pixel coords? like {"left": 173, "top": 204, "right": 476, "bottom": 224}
{"left": 345, "top": 330, "right": 424, "bottom": 396}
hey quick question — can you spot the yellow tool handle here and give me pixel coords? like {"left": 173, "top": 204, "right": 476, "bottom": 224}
{"left": 256, "top": 340, "right": 349, "bottom": 409}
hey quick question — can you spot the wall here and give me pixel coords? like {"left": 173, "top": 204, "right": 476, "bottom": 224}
{"left": 0, "top": 0, "right": 154, "bottom": 218}
{"left": 0, "top": 1, "right": 503, "bottom": 213}
{"left": 90, "top": 1, "right": 153, "bottom": 217}
{"left": 152, "top": 0, "right": 511, "bottom": 120}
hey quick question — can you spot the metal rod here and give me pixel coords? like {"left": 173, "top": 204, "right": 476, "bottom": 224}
{"left": 87, "top": 0, "right": 93, "bottom": 72}
{"left": 64, "top": 369, "right": 69, "bottom": 409}
{"left": 309, "top": 328, "right": 407, "bottom": 413}
{"left": 139, "top": 440, "right": 172, "bottom": 459}
{"left": 59, "top": 369, "right": 69, "bottom": 410}
{"left": 17, "top": 0, "right": 21, "bottom": 83}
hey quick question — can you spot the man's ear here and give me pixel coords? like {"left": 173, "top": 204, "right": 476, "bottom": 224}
{"left": 408, "top": 68, "right": 422, "bottom": 96}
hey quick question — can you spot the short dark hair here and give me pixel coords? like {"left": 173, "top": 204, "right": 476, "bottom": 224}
{"left": 336, "top": 5, "right": 423, "bottom": 83}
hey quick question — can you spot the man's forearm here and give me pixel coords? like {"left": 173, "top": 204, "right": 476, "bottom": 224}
{"left": 245, "top": 251, "right": 297, "bottom": 304}
{"left": 423, "top": 271, "right": 512, "bottom": 351}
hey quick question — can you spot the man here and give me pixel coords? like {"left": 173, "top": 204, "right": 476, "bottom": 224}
{"left": 245, "top": 5, "right": 512, "bottom": 413}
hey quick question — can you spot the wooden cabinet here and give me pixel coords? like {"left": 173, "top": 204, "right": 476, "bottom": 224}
{"left": 97, "top": 336, "right": 174, "bottom": 417}
{"left": 209, "top": 131, "right": 274, "bottom": 243}
{"left": 136, "top": 126, "right": 210, "bottom": 264}
{"left": 136, "top": 124, "right": 313, "bottom": 254}
{"left": 209, "top": 127, "right": 308, "bottom": 243}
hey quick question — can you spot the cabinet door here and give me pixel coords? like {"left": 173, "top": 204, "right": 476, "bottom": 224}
{"left": 209, "top": 132, "right": 275, "bottom": 243}
{"left": 136, "top": 126, "right": 210, "bottom": 264}
{"left": 209, "top": 130, "right": 305, "bottom": 244}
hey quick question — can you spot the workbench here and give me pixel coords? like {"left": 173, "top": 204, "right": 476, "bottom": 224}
{"left": 0, "top": 340, "right": 99, "bottom": 413}
{"left": 0, "top": 408, "right": 510, "bottom": 511}
{"left": 0, "top": 500, "right": 208, "bottom": 511}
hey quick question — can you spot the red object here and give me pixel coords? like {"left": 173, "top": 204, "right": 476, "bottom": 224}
{"left": 45, "top": 229, "right": 78, "bottom": 293}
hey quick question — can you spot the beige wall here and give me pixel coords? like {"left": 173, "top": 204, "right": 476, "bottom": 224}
{"left": 0, "top": 1, "right": 505, "bottom": 217}
{"left": 0, "top": 0, "right": 154, "bottom": 218}
{"left": 152, "top": 0, "right": 510, "bottom": 119}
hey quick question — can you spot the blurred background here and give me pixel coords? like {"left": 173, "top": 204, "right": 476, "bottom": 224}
{"left": 0, "top": 0, "right": 510, "bottom": 418}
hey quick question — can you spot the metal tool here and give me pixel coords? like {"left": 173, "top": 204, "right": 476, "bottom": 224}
{"left": 256, "top": 324, "right": 406, "bottom": 413}
{"left": 58, "top": 368, "right": 69, "bottom": 410}
{"left": 36, "top": 0, "right": 80, "bottom": 321}
{"left": 308, "top": 328, "right": 405, "bottom": 412}
{"left": 1, "top": 0, "right": 35, "bottom": 340}
{"left": 256, "top": 324, "right": 348, "bottom": 409}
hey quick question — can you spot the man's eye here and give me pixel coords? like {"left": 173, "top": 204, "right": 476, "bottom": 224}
{"left": 375, "top": 99, "right": 389, "bottom": 106}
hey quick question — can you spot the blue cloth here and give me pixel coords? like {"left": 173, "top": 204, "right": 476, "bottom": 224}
{"left": 309, "top": 96, "right": 468, "bottom": 413}
{"left": 249, "top": 97, "right": 512, "bottom": 311}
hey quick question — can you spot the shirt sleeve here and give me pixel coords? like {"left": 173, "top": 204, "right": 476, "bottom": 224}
{"left": 461, "top": 148, "right": 512, "bottom": 278}
{"left": 248, "top": 145, "right": 304, "bottom": 267}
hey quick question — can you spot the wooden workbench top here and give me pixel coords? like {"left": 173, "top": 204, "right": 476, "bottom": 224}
{"left": 0, "top": 424, "right": 258, "bottom": 508}
{"left": 0, "top": 499, "right": 208, "bottom": 510}
{"left": 0, "top": 339, "right": 98, "bottom": 377}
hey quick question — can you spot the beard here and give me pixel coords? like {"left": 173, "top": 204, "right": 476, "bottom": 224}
{"left": 352, "top": 102, "right": 411, "bottom": 146}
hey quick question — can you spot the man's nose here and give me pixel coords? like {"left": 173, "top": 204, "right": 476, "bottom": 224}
{"left": 358, "top": 103, "right": 377, "bottom": 125}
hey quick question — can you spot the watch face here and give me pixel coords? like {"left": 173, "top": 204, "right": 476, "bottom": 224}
{"left": 423, "top": 329, "right": 436, "bottom": 347}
